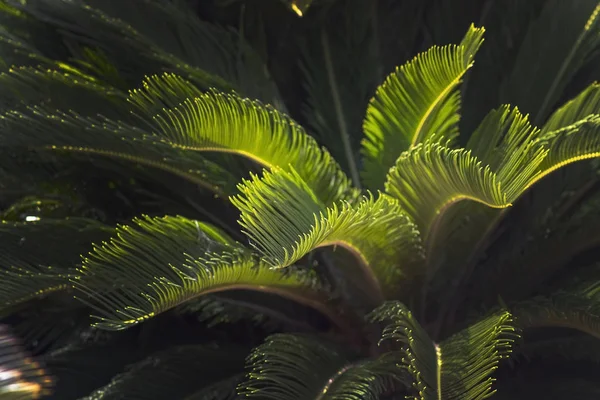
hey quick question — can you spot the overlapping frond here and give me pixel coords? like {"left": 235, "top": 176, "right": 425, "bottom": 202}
{"left": 0, "top": 218, "right": 111, "bottom": 312}
{"left": 499, "top": 0, "right": 600, "bottom": 125}
{"left": 526, "top": 114, "right": 600, "bottom": 189}
{"left": 74, "top": 215, "right": 338, "bottom": 331}
{"left": 361, "top": 24, "right": 485, "bottom": 189}
{"left": 240, "top": 333, "right": 403, "bottom": 400}
{"left": 384, "top": 142, "right": 510, "bottom": 237}
{"left": 0, "top": 325, "right": 53, "bottom": 399}
{"left": 513, "top": 281, "right": 600, "bottom": 339}
{"left": 6, "top": 0, "right": 281, "bottom": 104}
{"left": 81, "top": 345, "right": 245, "bottom": 400}
{"left": 231, "top": 167, "right": 423, "bottom": 300}
{"left": 541, "top": 83, "right": 600, "bottom": 134}
{"left": 0, "top": 103, "right": 240, "bottom": 196}
{"left": 0, "top": 66, "right": 126, "bottom": 115}
{"left": 466, "top": 105, "right": 548, "bottom": 200}
{"left": 368, "top": 301, "right": 517, "bottom": 400}
{"left": 143, "top": 83, "right": 357, "bottom": 205}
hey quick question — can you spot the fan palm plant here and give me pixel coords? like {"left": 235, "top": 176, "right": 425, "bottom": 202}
{"left": 0, "top": 0, "right": 599, "bottom": 398}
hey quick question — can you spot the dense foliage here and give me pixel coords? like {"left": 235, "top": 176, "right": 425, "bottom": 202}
{"left": 0, "top": 0, "right": 599, "bottom": 399}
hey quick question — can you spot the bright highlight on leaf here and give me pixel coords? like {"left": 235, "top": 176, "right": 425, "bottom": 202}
{"left": 140, "top": 77, "right": 357, "bottom": 205}
{"left": 74, "top": 215, "right": 335, "bottom": 330}
{"left": 231, "top": 167, "right": 424, "bottom": 300}
{"left": 385, "top": 141, "right": 510, "bottom": 236}
{"left": 361, "top": 24, "right": 485, "bottom": 189}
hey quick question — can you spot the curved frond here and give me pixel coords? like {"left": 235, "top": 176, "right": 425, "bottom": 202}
{"left": 368, "top": 301, "right": 518, "bottom": 400}
{"left": 74, "top": 215, "right": 341, "bottom": 331}
{"left": 499, "top": 0, "right": 600, "bottom": 125}
{"left": 144, "top": 83, "right": 357, "bottom": 205}
{"left": 513, "top": 282, "right": 600, "bottom": 339}
{"left": 0, "top": 218, "right": 111, "bottom": 312}
{"left": 240, "top": 333, "right": 403, "bottom": 400}
{"left": 361, "top": 24, "right": 485, "bottom": 189}
{"left": 8, "top": 0, "right": 282, "bottom": 104}
{"left": 384, "top": 142, "right": 510, "bottom": 237}
{"left": 0, "top": 104, "right": 240, "bottom": 196}
{"left": 541, "top": 83, "right": 600, "bottom": 134}
{"left": 81, "top": 345, "right": 246, "bottom": 400}
{"left": 466, "top": 105, "right": 548, "bottom": 200}
{"left": 0, "top": 325, "right": 53, "bottom": 399}
{"left": 526, "top": 114, "right": 600, "bottom": 189}
{"left": 0, "top": 66, "right": 126, "bottom": 115}
{"left": 231, "top": 167, "right": 424, "bottom": 300}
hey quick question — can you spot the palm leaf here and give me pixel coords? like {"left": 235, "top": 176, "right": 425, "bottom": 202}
{"left": 368, "top": 301, "right": 517, "bottom": 400}
{"left": 0, "top": 218, "right": 112, "bottom": 313}
{"left": 73, "top": 215, "right": 344, "bottom": 332}
{"left": 231, "top": 167, "right": 423, "bottom": 302}
{"left": 7, "top": 0, "right": 282, "bottom": 104}
{"left": 135, "top": 77, "right": 357, "bottom": 205}
{"left": 0, "top": 325, "right": 53, "bottom": 399}
{"left": 499, "top": 0, "right": 600, "bottom": 126}
{"left": 240, "top": 333, "right": 404, "bottom": 400}
{"left": 513, "top": 281, "right": 600, "bottom": 339}
{"left": 541, "top": 83, "right": 600, "bottom": 134}
{"left": 0, "top": 100, "right": 240, "bottom": 198}
{"left": 384, "top": 141, "right": 510, "bottom": 240}
{"left": 361, "top": 24, "right": 485, "bottom": 189}
{"left": 526, "top": 114, "right": 600, "bottom": 189}
{"left": 80, "top": 344, "right": 246, "bottom": 400}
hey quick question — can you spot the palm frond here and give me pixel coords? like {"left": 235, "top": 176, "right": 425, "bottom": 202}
{"left": 73, "top": 215, "right": 342, "bottom": 331}
{"left": 527, "top": 114, "right": 600, "bottom": 189}
{"left": 513, "top": 281, "right": 600, "bottom": 339}
{"left": 384, "top": 141, "right": 510, "bottom": 238}
{"left": 81, "top": 344, "right": 246, "bottom": 400}
{"left": 0, "top": 101, "right": 240, "bottom": 197}
{"left": 499, "top": 0, "right": 600, "bottom": 125}
{"left": 466, "top": 105, "right": 548, "bottom": 200}
{"left": 0, "top": 325, "right": 53, "bottom": 399}
{"left": 361, "top": 24, "right": 485, "bottom": 189}
{"left": 7, "top": 0, "right": 282, "bottom": 104}
{"left": 0, "top": 218, "right": 111, "bottom": 313}
{"left": 368, "top": 301, "right": 517, "bottom": 400}
{"left": 240, "top": 333, "right": 403, "bottom": 400}
{"left": 0, "top": 66, "right": 126, "bottom": 115}
{"left": 231, "top": 167, "right": 423, "bottom": 301}
{"left": 541, "top": 83, "right": 600, "bottom": 134}
{"left": 134, "top": 78, "right": 357, "bottom": 205}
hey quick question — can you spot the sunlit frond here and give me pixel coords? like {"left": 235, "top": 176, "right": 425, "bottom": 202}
{"left": 541, "top": 83, "right": 600, "bottom": 134}
{"left": 231, "top": 167, "right": 423, "bottom": 300}
{"left": 526, "top": 114, "right": 600, "bottom": 189}
{"left": 466, "top": 105, "right": 548, "bottom": 200}
{"left": 241, "top": 333, "right": 404, "bottom": 400}
{"left": 369, "top": 302, "right": 517, "bottom": 400}
{"left": 74, "top": 215, "right": 339, "bottom": 331}
{"left": 361, "top": 24, "right": 485, "bottom": 189}
{"left": 385, "top": 141, "right": 510, "bottom": 238}
{"left": 140, "top": 81, "right": 357, "bottom": 205}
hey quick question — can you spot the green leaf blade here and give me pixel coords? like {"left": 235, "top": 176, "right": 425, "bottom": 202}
{"left": 361, "top": 24, "right": 485, "bottom": 189}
